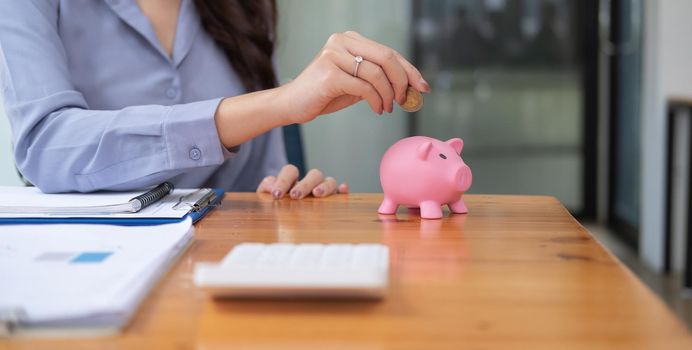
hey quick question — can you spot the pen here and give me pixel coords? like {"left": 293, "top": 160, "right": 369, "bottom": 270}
{"left": 0, "top": 182, "right": 175, "bottom": 215}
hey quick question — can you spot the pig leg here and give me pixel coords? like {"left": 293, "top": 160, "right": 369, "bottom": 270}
{"left": 378, "top": 197, "right": 399, "bottom": 214}
{"left": 448, "top": 198, "right": 468, "bottom": 214}
{"left": 420, "top": 201, "right": 443, "bottom": 219}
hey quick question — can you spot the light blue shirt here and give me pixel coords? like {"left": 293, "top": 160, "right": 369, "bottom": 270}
{"left": 0, "top": 0, "right": 287, "bottom": 193}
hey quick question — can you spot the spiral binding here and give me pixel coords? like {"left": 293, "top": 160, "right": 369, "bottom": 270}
{"left": 129, "top": 182, "right": 174, "bottom": 212}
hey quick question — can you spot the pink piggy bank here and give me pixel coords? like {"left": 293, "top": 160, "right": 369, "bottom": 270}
{"left": 378, "top": 136, "right": 472, "bottom": 219}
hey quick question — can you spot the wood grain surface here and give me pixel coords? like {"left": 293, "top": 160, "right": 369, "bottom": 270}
{"left": 4, "top": 193, "right": 691, "bottom": 350}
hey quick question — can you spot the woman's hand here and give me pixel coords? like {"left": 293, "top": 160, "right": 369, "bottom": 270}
{"left": 256, "top": 164, "right": 349, "bottom": 199}
{"left": 214, "top": 31, "right": 428, "bottom": 149}
{"left": 279, "top": 31, "right": 430, "bottom": 124}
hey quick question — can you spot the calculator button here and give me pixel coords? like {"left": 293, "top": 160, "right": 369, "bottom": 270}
{"left": 352, "top": 244, "right": 384, "bottom": 269}
{"left": 289, "top": 244, "right": 324, "bottom": 269}
{"left": 320, "top": 244, "right": 354, "bottom": 269}
{"left": 222, "top": 243, "right": 266, "bottom": 267}
{"left": 257, "top": 243, "right": 295, "bottom": 268}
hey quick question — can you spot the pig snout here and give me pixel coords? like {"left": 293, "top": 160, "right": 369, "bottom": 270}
{"left": 454, "top": 165, "right": 472, "bottom": 192}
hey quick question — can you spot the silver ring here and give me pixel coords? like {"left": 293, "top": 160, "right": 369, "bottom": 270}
{"left": 353, "top": 55, "right": 363, "bottom": 77}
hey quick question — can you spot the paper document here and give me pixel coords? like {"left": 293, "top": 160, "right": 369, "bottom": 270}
{"left": 0, "top": 186, "right": 212, "bottom": 219}
{"left": 0, "top": 218, "right": 193, "bottom": 335}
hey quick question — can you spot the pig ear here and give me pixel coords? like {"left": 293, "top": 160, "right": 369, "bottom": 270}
{"left": 446, "top": 138, "right": 464, "bottom": 154}
{"left": 416, "top": 141, "right": 433, "bottom": 160}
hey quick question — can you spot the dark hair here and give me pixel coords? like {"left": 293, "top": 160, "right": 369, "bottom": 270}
{"left": 194, "top": 0, "right": 278, "bottom": 92}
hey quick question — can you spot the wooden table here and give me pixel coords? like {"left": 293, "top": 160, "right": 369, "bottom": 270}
{"left": 5, "top": 194, "right": 692, "bottom": 349}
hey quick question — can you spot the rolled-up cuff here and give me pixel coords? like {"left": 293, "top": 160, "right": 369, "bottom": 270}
{"left": 163, "top": 97, "right": 238, "bottom": 170}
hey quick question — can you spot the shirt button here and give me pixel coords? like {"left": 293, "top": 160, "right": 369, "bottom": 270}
{"left": 189, "top": 147, "right": 201, "bottom": 160}
{"left": 166, "top": 87, "right": 177, "bottom": 99}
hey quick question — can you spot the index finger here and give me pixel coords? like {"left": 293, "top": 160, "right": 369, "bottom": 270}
{"left": 394, "top": 52, "right": 430, "bottom": 94}
{"left": 271, "top": 164, "right": 300, "bottom": 199}
{"left": 256, "top": 175, "right": 276, "bottom": 193}
{"left": 290, "top": 169, "right": 324, "bottom": 199}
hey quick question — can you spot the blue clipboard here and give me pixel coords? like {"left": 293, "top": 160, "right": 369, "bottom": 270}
{"left": 0, "top": 188, "right": 224, "bottom": 226}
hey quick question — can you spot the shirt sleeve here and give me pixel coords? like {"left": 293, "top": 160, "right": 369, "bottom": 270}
{"left": 0, "top": 1, "right": 233, "bottom": 193}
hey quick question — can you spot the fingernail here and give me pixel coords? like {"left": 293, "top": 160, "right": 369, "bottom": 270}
{"left": 290, "top": 189, "right": 302, "bottom": 199}
{"left": 420, "top": 78, "right": 431, "bottom": 93}
{"left": 272, "top": 189, "right": 282, "bottom": 199}
{"left": 313, "top": 187, "right": 324, "bottom": 197}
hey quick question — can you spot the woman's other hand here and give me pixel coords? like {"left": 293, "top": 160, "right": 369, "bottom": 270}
{"left": 280, "top": 31, "right": 430, "bottom": 123}
{"left": 256, "top": 164, "right": 349, "bottom": 199}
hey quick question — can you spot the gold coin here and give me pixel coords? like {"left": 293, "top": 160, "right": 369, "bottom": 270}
{"left": 401, "top": 86, "right": 423, "bottom": 112}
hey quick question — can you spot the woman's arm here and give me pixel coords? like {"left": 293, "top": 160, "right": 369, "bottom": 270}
{"left": 0, "top": 1, "right": 230, "bottom": 193}
{"left": 213, "top": 87, "right": 290, "bottom": 149}
{"left": 213, "top": 31, "right": 430, "bottom": 149}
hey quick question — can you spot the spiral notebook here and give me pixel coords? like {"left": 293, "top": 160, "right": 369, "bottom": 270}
{"left": 0, "top": 219, "right": 194, "bottom": 336}
{"left": 0, "top": 186, "right": 224, "bottom": 225}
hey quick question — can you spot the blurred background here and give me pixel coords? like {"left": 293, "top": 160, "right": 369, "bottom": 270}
{"left": 0, "top": 0, "right": 691, "bottom": 327}
{"left": 274, "top": 0, "right": 692, "bottom": 327}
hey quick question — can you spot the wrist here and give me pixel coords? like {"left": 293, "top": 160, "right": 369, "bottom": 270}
{"left": 273, "top": 82, "right": 304, "bottom": 125}
{"left": 213, "top": 87, "right": 292, "bottom": 149}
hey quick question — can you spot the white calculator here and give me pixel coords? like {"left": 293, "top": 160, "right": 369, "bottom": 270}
{"left": 194, "top": 243, "right": 389, "bottom": 299}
